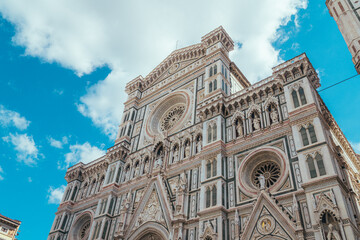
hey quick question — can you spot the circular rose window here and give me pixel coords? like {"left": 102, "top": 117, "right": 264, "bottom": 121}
{"left": 146, "top": 91, "right": 191, "bottom": 137}
{"left": 79, "top": 220, "right": 90, "bottom": 239}
{"left": 252, "top": 161, "right": 280, "bottom": 189}
{"left": 160, "top": 105, "right": 185, "bottom": 132}
{"left": 237, "top": 147, "right": 288, "bottom": 197}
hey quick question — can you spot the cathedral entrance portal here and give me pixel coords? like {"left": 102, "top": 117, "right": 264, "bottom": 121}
{"left": 137, "top": 232, "right": 164, "bottom": 240}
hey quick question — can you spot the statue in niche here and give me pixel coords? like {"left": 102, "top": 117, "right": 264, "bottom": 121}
{"left": 184, "top": 142, "right": 190, "bottom": 158}
{"left": 196, "top": 137, "right": 202, "bottom": 153}
{"left": 143, "top": 159, "right": 149, "bottom": 174}
{"left": 173, "top": 146, "right": 179, "bottom": 163}
{"left": 155, "top": 149, "right": 164, "bottom": 168}
{"left": 125, "top": 167, "right": 131, "bottom": 181}
{"left": 236, "top": 120, "right": 243, "bottom": 137}
{"left": 253, "top": 115, "right": 261, "bottom": 131}
{"left": 327, "top": 224, "right": 342, "bottom": 240}
{"left": 179, "top": 172, "right": 187, "bottom": 191}
{"left": 270, "top": 108, "right": 279, "bottom": 123}
{"left": 134, "top": 163, "right": 140, "bottom": 177}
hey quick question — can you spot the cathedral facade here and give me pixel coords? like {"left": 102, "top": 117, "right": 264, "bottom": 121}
{"left": 48, "top": 27, "right": 360, "bottom": 240}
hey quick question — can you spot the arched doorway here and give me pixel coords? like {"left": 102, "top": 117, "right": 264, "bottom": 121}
{"left": 137, "top": 232, "right": 164, "bottom": 240}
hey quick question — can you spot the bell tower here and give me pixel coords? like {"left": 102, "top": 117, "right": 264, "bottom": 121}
{"left": 326, "top": 0, "right": 360, "bottom": 72}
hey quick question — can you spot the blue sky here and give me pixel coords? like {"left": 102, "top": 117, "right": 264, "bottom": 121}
{"left": 0, "top": 1, "right": 359, "bottom": 239}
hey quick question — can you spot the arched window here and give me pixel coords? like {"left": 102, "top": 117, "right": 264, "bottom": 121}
{"left": 206, "top": 162, "right": 212, "bottom": 179}
{"left": 212, "top": 123, "right": 217, "bottom": 141}
{"left": 131, "top": 111, "right": 135, "bottom": 121}
{"left": 127, "top": 125, "right": 132, "bottom": 136}
{"left": 206, "top": 187, "right": 211, "bottom": 208}
{"left": 307, "top": 156, "right": 317, "bottom": 178}
{"left": 108, "top": 197, "right": 115, "bottom": 215}
{"left": 212, "top": 159, "right": 217, "bottom": 177}
{"left": 209, "top": 82, "right": 213, "bottom": 93}
{"left": 212, "top": 186, "right": 217, "bottom": 206}
{"left": 207, "top": 125, "right": 212, "bottom": 143}
{"left": 298, "top": 87, "right": 307, "bottom": 105}
{"left": 214, "top": 65, "right": 217, "bottom": 74}
{"left": 292, "top": 90, "right": 300, "bottom": 108}
{"left": 300, "top": 127, "right": 309, "bottom": 146}
{"left": 316, "top": 154, "right": 326, "bottom": 176}
{"left": 61, "top": 214, "right": 68, "bottom": 230}
{"left": 102, "top": 221, "right": 109, "bottom": 239}
{"left": 209, "top": 67, "right": 213, "bottom": 77}
{"left": 308, "top": 124, "right": 317, "bottom": 144}
{"left": 115, "top": 166, "right": 122, "bottom": 183}
{"left": 213, "top": 79, "right": 217, "bottom": 90}
{"left": 70, "top": 186, "right": 78, "bottom": 201}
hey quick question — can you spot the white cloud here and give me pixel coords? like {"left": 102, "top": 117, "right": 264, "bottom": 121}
{"left": 3, "top": 133, "right": 39, "bottom": 166}
{"left": 60, "top": 142, "right": 105, "bottom": 169}
{"left": 47, "top": 185, "right": 66, "bottom": 204}
{"left": 28, "top": 177, "right": 32, "bottom": 183}
{"left": 48, "top": 137, "right": 64, "bottom": 149}
{"left": 0, "top": 166, "right": 4, "bottom": 181}
{"left": 0, "top": 0, "right": 308, "bottom": 138}
{"left": 0, "top": 105, "right": 30, "bottom": 130}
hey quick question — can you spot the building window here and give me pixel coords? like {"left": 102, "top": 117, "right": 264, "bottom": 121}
{"left": 209, "top": 82, "right": 213, "bottom": 93}
{"left": 352, "top": 45, "right": 357, "bottom": 53}
{"left": 209, "top": 67, "right": 213, "bottom": 77}
{"left": 1, "top": 227, "right": 8, "bottom": 234}
{"left": 206, "top": 185, "right": 217, "bottom": 208}
{"left": 207, "top": 125, "right": 212, "bottom": 143}
{"left": 206, "top": 159, "right": 217, "bottom": 179}
{"left": 61, "top": 215, "right": 68, "bottom": 230}
{"left": 300, "top": 124, "right": 318, "bottom": 147}
{"left": 333, "top": 7, "right": 339, "bottom": 18}
{"left": 298, "top": 87, "right": 307, "bottom": 105}
{"left": 108, "top": 197, "right": 115, "bottom": 215}
{"left": 308, "top": 124, "right": 317, "bottom": 143}
{"left": 292, "top": 90, "right": 300, "bottom": 108}
{"left": 206, "top": 187, "right": 211, "bottom": 208}
{"left": 212, "top": 123, "right": 217, "bottom": 141}
{"left": 101, "top": 221, "right": 109, "bottom": 239}
{"left": 71, "top": 186, "right": 78, "bottom": 201}
{"left": 212, "top": 186, "right": 217, "bottom": 206}
{"left": 214, "top": 65, "right": 217, "bottom": 74}
{"left": 222, "top": 79, "right": 224, "bottom": 90}
{"left": 127, "top": 125, "right": 132, "bottom": 136}
{"left": 300, "top": 127, "right": 309, "bottom": 146}
{"left": 213, "top": 79, "right": 217, "bottom": 90}
{"left": 94, "top": 222, "right": 102, "bottom": 239}
{"left": 292, "top": 87, "right": 307, "bottom": 108}
{"left": 307, "top": 153, "right": 326, "bottom": 178}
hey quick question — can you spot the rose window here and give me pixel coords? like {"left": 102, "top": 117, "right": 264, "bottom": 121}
{"left": 79, "top": 220, "right": 90, "bottom": 239}
{"left": 160, "top": 105, "right": 185, "bottom": 132}
{"left": 252, "top": 161, "right": 280, "bottom": 189}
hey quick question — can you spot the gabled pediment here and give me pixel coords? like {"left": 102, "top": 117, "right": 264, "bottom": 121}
{"left": 126, "top": 177, "right": 173, "bottom": 237}
{"left": 241, "top": 191, "right": 300, "bottom": 240}
{"left": 142, "top": 43, "right": 206, "bottom": 89}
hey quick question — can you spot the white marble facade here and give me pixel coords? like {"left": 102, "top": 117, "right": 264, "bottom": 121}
{"left": 48, "top": 27, "right": 360, "bottom": 240}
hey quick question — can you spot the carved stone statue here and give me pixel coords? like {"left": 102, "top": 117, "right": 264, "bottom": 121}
{"left": 236, "top": 122, "right": 243, "bottom": 137}
{"left": 135, "top": 164, "right": 140, "bottom": 177}
{"left": 270, "top": 109, "right": 279, "bottom": 123}
{"left": 327, "top": 224, "right": 342, "bottom": 240}
{"left": 155, "top": 150, "right": 164, "bottom": 168}
{"left": 185, "top": 143, "right": 190, "bottom": 158}
{"left": 253, "top": 117, "right": 260, "bottom": 130}
{"left": 179, "top": 172, "right": 187, "bottom": 191}
{"left": 144, "top": 160, "right": 149, "bottom": 174}
{"left": 196, "top": 139, "right": 202, "bottom": 153}
{"left": 173, "top": 147, "right": 179, "bottom": 162}
{"left": 259, "top": 174, "right": 265, "bottom": 189}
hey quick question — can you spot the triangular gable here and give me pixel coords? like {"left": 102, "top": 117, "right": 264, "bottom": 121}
{"left": 241, "top": 191, "right": 299, "bottom": 240}
{"left": 126, "top": 176, "right": 173, "bottom": 237}
{"left": 142, "top": 43, "right": 206, "bottom": 88}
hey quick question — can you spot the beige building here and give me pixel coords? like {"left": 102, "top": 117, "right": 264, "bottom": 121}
{"left": 0, "top": 214, "right": 20, "bottom": 240}
{"left": 49, "top": 27, "right": 360, "bottom": 240}
{"left": 326, "top": 0, "right": 360, "bottom": 73}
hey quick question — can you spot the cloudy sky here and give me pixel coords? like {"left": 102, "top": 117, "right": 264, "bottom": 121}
{"left": 0, "top": 0, "right": 359, "bottom": 239}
